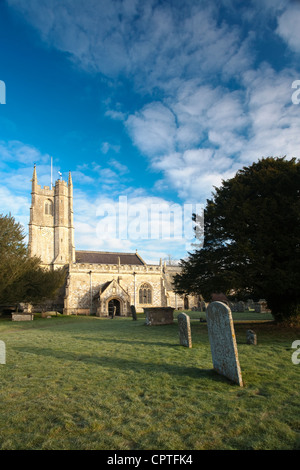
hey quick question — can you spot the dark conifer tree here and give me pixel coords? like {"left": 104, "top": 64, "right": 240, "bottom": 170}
{"left": 174, "top": 157, "right": 300, "bottom": 324}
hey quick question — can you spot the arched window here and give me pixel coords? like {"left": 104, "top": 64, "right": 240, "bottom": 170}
{"left": 45, "top": 200, "right": 53, "bottom": 215}
{"left": 139, "top": 283, "right": 152, "bottom": 304}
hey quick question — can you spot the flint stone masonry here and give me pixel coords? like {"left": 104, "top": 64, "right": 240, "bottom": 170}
{"left": 206, "top": 301, "right": 243, "bottom": 386}
{"left": 12, "top": 313, "right": 34, "bottom": 321}
{"left": 178, "top": 312, "right": 192, "bottom": 348}
{"left": 144, "top": 307, "right": 174, "bottom": 325}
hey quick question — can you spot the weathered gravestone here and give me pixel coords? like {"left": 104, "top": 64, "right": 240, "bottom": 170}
{"left": 0, "top": 340, "right": 5, "bottom": 364}
{"left": 111, "top": 306, "right": 116, "bottom": 319}
{"left": 206, "top": 301, "right": 243, "bottom": 386}
{"left": 130, "top": 305, "right": 137, "bottom": 321}
{"left": 254, "top": 299, "right": 271, "bottom": 313}
{"left": 144, "top": 307, "right": 174, "bottom": 326}
{"left": 178, "top": 312, "right": 192, "bottom": 348}
{"left": 12, "top": 313, "right": 34, "bottom": 321}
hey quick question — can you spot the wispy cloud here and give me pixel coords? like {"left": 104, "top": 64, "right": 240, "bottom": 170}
{"left": 0, "top": 140, "right": 49, "bottom": 166}
{"left": 3, "top": 0, "right": 300, "bottom": 259}
{"left": 276, "top": 2, "right": 300, "bottom": 53}
{"left": 101, "top": 142, "right": 121, "bottom": 154}
{"left": 6, "top": 0, "right": 253, "bottom": 87}
{"left": 126, "top": 102, "right": 177, "bottom": 157}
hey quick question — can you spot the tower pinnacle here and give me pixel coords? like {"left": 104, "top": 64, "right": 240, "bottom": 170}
{"left": 31, "top": 164, "right": 38, "bottom": 192}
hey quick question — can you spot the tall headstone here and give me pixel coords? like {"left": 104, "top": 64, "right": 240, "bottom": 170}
{"left": 0, "top": 341, "right": 6, "bottom": 365}
{"left": 130, "top": 305, "right": 137, "bottom": 321}
{"left": 178, "top": 312, "right": 192, "bottom": 348}
{"left": 206, "top": 301, "right": 243, "bottom": 386}
{"left": 111, "top": 306, "right": 116, "bottom": 319}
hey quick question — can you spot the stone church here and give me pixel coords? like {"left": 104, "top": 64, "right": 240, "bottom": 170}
{"left": 28, "top": 165, "right": 199, "bottom": 316}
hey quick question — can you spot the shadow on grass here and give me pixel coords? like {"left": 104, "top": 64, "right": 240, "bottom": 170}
{"left": 73, "top": 336, "right": 178, "bottom": 347}
{"left": 14, "top": 345, "right": 226, "bottom": 383}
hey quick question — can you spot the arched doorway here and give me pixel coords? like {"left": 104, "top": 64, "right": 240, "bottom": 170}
{"left": 184, "top": 296, "right": 189, "bottom": 310}
{"left": 108, "top": 298, "right": 121, "bottom": 317}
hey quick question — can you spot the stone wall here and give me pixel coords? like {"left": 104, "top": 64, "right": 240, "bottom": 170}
{"left": 28, "top": 167, "right": 75, "bottom": 269}
{"left": 64, "top": 263, "right": 170, "bottom": 315}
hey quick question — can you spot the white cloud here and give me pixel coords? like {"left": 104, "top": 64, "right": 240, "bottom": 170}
{"left": 71, "top": 170, "right": 95, "bottom": 185}
{"left": 151, "top": 149, "right": 240, "bottom": 202}
{"left": 240, "top": 65, "right": 300, "bottom": 163}
{"left": 0, "top": 141, "right": 56, "bottom": 196}
{"left": 101, "top": 142, "right": 121, "bottom": 154}
{"left": 108, "top": 159, "right": 129, "bottom": 175}
{"left": 126, "top": 102, "right": 177, "bottom": 156}
{"left": 0, "top": 140, "right": 49, "bottom": 165}
{"left": 73, "top": 188, "right": 199, "bottom": 259}
{"left": 6, "top": 0, "right": 252, "bottom": 89}
{"left": 125, "top": 57, "right": 300, "bottom": 203}
{"left": 105, "top": 109, "right": 126, "bottom": 121}
{"left": 276, "top": 3, "right": 300, "bottom": 53}
{"left": 5, "top": 0, "right": 300, "bottom": 243}
{"left": 0, "top": 186, "right": 30, "bottom": 236}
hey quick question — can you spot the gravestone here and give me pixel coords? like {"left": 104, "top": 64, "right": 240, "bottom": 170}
{"left": 177, "top": 312, "right": 192, "bottom": 348}
{"left": 0, "top": 341, "right": 5, "bottom": 364}
{"left": 254, "top": 303, "right": 260, "bottom": 313}
{"left": 111, "top": 306, "right": 116, "bottom": 319}
{"left": 254, "top": 299, "right": 271, "bottom": 313}
{"left": 144, "top": 307, "right": 174, "bottom": 326}
{"left": 130, "top": 305, "right": 137, "bottom": 321}
{"left": 206, "top": 301, "right": 243, "bottom": 386}
{"left": 12, "top": 313, "right": 34, "bottom": 321}
{"left": 246, "top": 329, "right": 257, "bottom": 345}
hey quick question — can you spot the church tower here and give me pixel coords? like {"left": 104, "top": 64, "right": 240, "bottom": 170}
{"left": 28, "top": 165, "right": 75, "bottom": 269}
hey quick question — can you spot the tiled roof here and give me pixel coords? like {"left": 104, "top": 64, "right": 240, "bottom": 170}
{"left": 75, "top": 251, "right": 146, "bottom": 265}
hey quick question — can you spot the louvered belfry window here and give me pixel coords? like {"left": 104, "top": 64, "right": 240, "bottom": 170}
{"left": 45, "top": 200, "right": 53, "bottom": 215}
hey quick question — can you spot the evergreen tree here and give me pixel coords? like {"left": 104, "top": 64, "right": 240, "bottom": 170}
{"left": 0, "top": 214, "right": 66, "bottom": 305}
{"left": 174, "top": 157, "right": 300, "bottom": 324}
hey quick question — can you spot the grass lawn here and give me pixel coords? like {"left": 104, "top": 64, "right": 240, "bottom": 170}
{"left": 0, "top": 311, "right": 299, "bottom": 450}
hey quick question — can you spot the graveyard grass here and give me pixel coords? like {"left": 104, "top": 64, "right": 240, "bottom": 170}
{"left": 0, "top": 311, "right": 299, "bottom": 450}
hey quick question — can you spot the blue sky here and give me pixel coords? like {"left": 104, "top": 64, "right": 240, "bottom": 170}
{"left": 1, "top": 0, "right": 300, "bottom": 263}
